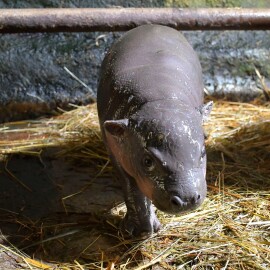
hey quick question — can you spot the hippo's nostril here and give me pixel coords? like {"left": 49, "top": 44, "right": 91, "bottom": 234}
{"left": 170, "top": 193, "right": 202, "bottom": 209}
{"left": 191, "top": 193, "right": 201, "bottom": 204}
{"left": 170, "top": 196, "right": 184, "bottom": 207}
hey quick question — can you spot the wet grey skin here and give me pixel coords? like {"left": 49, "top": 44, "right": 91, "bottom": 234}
{"left": 97, "top": 24, "right": 212, "bottom": 236}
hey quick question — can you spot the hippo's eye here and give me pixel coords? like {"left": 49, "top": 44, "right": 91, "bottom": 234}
{"left": 142, "top": 155, "right": 155, "bottom": 171}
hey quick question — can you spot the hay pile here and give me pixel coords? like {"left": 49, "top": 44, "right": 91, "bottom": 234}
{"left": 0, "top": 99, "right": 269, "bottom": 269}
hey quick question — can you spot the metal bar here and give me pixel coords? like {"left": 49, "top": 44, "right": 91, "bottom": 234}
{"left": 0, "top": 8, "right": 270, "bottom": 33}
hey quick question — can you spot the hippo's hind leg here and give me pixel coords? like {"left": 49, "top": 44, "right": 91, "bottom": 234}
{"left": 111, "top": 158, "right": 161, "bottom": 236}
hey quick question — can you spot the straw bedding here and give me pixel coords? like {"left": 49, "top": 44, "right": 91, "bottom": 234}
{"left": 0, "top": 98, "right": 269, "bottom": 269}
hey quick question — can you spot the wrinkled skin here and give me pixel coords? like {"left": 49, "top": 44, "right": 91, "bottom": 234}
{"left": 97, "top": 24, "right": 212, "bottom": 236}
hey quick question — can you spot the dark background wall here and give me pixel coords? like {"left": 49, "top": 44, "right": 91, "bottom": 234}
{"left": 0, "top": 0, "right": 269, "bottom": 122}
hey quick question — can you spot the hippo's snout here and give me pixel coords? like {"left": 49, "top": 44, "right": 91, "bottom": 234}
{"left": 169, "top": 190, "right": 204, "bottom": 212}
{"left": 170, "top": 192, "right": 202, "bottom": 208}
{"left": 152, "top": 172, "right": 207, "bottom": 214}
{"left": 153, "top": 190, "right": 205, "bottom": 214}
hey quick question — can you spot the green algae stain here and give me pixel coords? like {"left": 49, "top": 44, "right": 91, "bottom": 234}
{"left": 164, "top": 0, "right": 270, "bottom": 8}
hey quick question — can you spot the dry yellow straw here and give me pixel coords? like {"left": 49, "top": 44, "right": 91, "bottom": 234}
{"left": 0, "top": 100, "right": 269, "bottom": 269}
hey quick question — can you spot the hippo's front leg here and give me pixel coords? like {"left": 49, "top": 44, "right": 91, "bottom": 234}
{"left": 119, "top": 169, "right": 161, "bottom": 237}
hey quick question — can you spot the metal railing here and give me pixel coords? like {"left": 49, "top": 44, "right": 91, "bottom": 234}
{"left": 0, "top": 8, "right": 270, "bottom": 33}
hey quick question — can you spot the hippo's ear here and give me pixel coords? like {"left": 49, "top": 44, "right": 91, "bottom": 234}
{"left": 197, "top": 101, "right": 213, "bottom": 122}
{"left": 103, "top": 119, "right": 129, "bottom": 137}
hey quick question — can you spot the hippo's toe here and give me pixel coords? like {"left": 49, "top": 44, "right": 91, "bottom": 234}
{"left": 120, "top": 213, "right": 161, "bottom": 237}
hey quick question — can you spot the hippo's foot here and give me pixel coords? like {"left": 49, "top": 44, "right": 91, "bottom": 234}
{"left": 120, "top": 212, "right": 161, "bottom": 237}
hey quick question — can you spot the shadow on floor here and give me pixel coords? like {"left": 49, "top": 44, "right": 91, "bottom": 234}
{"left": 0, "top": 149, "right": 128, "bottom": 263}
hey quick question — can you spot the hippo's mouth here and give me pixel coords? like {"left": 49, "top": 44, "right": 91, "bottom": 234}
{"left": 152, "top": 193, "right": 205, "bottom": 215}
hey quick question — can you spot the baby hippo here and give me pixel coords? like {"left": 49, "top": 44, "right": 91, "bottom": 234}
{"left": 97, "top": 24, "right": 212, "bottom": 236}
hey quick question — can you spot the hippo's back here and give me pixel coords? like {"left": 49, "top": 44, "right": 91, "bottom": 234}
{"left": 97, "top": 24, "right": 204, "bottom": 122}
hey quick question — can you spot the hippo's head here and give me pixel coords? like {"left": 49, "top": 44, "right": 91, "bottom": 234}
{"left": 103, "top": 101, "right": 212, "bottom": 214}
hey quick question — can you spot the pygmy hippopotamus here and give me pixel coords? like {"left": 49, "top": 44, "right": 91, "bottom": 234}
{"left": 97, "top": 24, "right": 212, "bottom": 236}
